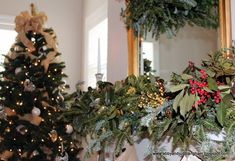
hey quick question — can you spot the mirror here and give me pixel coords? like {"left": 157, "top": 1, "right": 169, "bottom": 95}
{"left": 127, "top": 0, "right": 232, "bottom": 80}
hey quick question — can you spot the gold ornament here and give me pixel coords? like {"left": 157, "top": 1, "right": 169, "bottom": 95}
{"left": 138, "top": 92, "right": 165, "bottom": 108}
{"left": 5, "top": 127, "right": 10, "bottom": 133}
{"left": 49, "top": 130, "right": 58, "bottom": 142}
{"left": 18, "top": 114, "right": 42, "bottom": 126}
{"left": 126, "top": 87, "right": 136, "bottom": 95}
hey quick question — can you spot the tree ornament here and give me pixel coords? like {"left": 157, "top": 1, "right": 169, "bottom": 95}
{"left": 0, "top": 110, "right": 7, "bottom": 119}
{"left": 36, "top": 45, "right": 47, "bottom": 59}
{"left": 31, "top": 107, "right": 41, "bottom": 116}
{"left": 24, "top": 79, "right": 35, "bottom": 92}
{"left": 58, "top": 92, "right": 64, "bottom": 102}
{"left": 16, "top": 125, "right": 28, "bottom": 135}
{"left": 55, "top": 152, "right": 68, "bottom": 161}
{"left": 49, "top": 130, "right": 58, "bottom": 142}
{"left": 4, "top": 127, "right": 11, "bottom": 133}
{"left": 30, "top": 150, "right": 39, "bottom": 158}
{"left": 65, "top": 124, "right": 73, "bottom": 134}
{"left": 15, "top": 67, "right": 22, "bottom": 75}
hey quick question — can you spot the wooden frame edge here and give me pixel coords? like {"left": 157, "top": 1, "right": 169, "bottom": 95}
{"left": 128, "top": 0, "right": 233, "bottom": 75}
{"left": 219, "top": 0, "right": 232, "bottom": 56}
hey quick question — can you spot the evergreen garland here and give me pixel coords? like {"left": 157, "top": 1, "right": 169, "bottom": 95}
{"left": 121, "top": 0, "right": 219, "bottom": 39}
{"left": 66, "top": 49, "right": 235, "bottom": 161}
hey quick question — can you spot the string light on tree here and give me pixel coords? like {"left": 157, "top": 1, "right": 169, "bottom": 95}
{"left": 0, "top": 4, "right": 78, "bottom": 160}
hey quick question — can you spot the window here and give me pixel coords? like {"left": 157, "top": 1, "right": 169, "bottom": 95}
{"left": 0, "top": 15, "right": 17, "bottom": 71}
{"left": 87, "top": 18, "right": 108, "bottom": 87}
{"left": 142, "top": 41, "right": 160, "bottom": 76}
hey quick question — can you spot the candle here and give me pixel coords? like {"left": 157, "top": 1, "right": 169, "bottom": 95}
{"left": 97, "top": 38, "right": 101, "bottom": 73}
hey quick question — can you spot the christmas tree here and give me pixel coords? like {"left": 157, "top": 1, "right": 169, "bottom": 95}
{"left": 0, "top": 4, "right": 78, "bottom": 161}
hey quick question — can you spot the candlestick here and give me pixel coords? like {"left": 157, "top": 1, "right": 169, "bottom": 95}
{"left": 97, "top": 38, "right": 101, "bottom": 73}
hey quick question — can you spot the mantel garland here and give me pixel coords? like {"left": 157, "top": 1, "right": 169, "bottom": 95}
{"left": 121, "top": 0, "right": 219, "bottom": 39}
{"left": 66, "top": 49, "right": 235, "bottom": 161}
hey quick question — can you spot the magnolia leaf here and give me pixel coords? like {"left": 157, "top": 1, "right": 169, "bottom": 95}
{"left": 173, "top": 90, "right": 184, "bottom": 112}
{"left": 205, "top": 69, "right": 215, "bottom": 77}
{"left": 203, "top": 87, "right": 213, "bottom": 93}
{"left": 216, "top": 103, "right": 226, "bottom": 127}
{"left": 169, "top": 84, "right": 188, "bottom": 93}
{"left": 179, "top": 93, "right": 195, "bottom": 117}
{"left": 226, "top": 77, "right": 231, "bottom": 85}
{"left": 222, "top": 94, "right": 233, "bottom": 107}
{"left": 219, "top": 87, "right": 231, "bottom": 98}
{"left": 218, "top": 85, "right": 231, "bottom": 91}
{"left": 181, "top": 74, "right": 193, "bottom": 80}
{"left": 223, "top": 62, "right": 232, "bottom": 68}
{"left": 207, "top": 77, "right": 217, "bottom": 91}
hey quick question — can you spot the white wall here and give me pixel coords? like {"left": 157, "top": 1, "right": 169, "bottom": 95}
{"left": 107, "top": 0, "right": 128, "bottom": 83}
{"left": 82, "top": 0, "right": 108, "bottom": 88}
{"left": 159, "top": 26, "right": 218, "bottom": 80}
{"left": 0, "top": 0, "right": 83, "bottom": 92}
{"left": 82, "top": 0, "right": 128, "bottom": 87}
{"left": 232, "top": 0, "right": 235, "bottom": 42}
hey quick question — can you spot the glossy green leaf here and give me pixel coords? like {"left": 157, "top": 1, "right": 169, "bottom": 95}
{"left": 179, "top": 93, "right": 196, "bottom": 117}
{"left": 207, "top": 77, "right": 217, "bottom": 91}
{"left": 216, "top": 103, "right": 226, "bottom": 126}
{"left": 169, "top": 84, "right": 189, "bottom": 93}
{"left": 181, "top": 74, "right": 193, "bottom": 80}
{"left": 205, "top": 68, "right": 215, "bottom": 77}
{"left": 173, "top": 90, "right": 184, "bottom": 112}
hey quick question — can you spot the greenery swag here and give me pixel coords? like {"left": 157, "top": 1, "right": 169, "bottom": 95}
{"left": 121, "top": 0, "right": 219, "bottom": 39}
{"left": 65, "top": 49, "right": 235, "bottom": 161}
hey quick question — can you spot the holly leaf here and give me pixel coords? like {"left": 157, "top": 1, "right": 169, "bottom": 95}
{"left": 169, "top": 84, "right": 188, "bottom": 93}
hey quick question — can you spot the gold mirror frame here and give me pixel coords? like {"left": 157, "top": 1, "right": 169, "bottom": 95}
{"left": 127, "top": 0, "right": 232, "bottom": 75}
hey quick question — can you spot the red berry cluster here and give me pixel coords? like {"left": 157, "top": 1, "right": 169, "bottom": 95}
{"left": 212, "top": 91, "right": 221, "bottom": 104}
{"left": 200, "top": 69, "right": 206, "bottom": 80}
{"left": 189, "top": 69, "right": 222, "bottom": 108}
